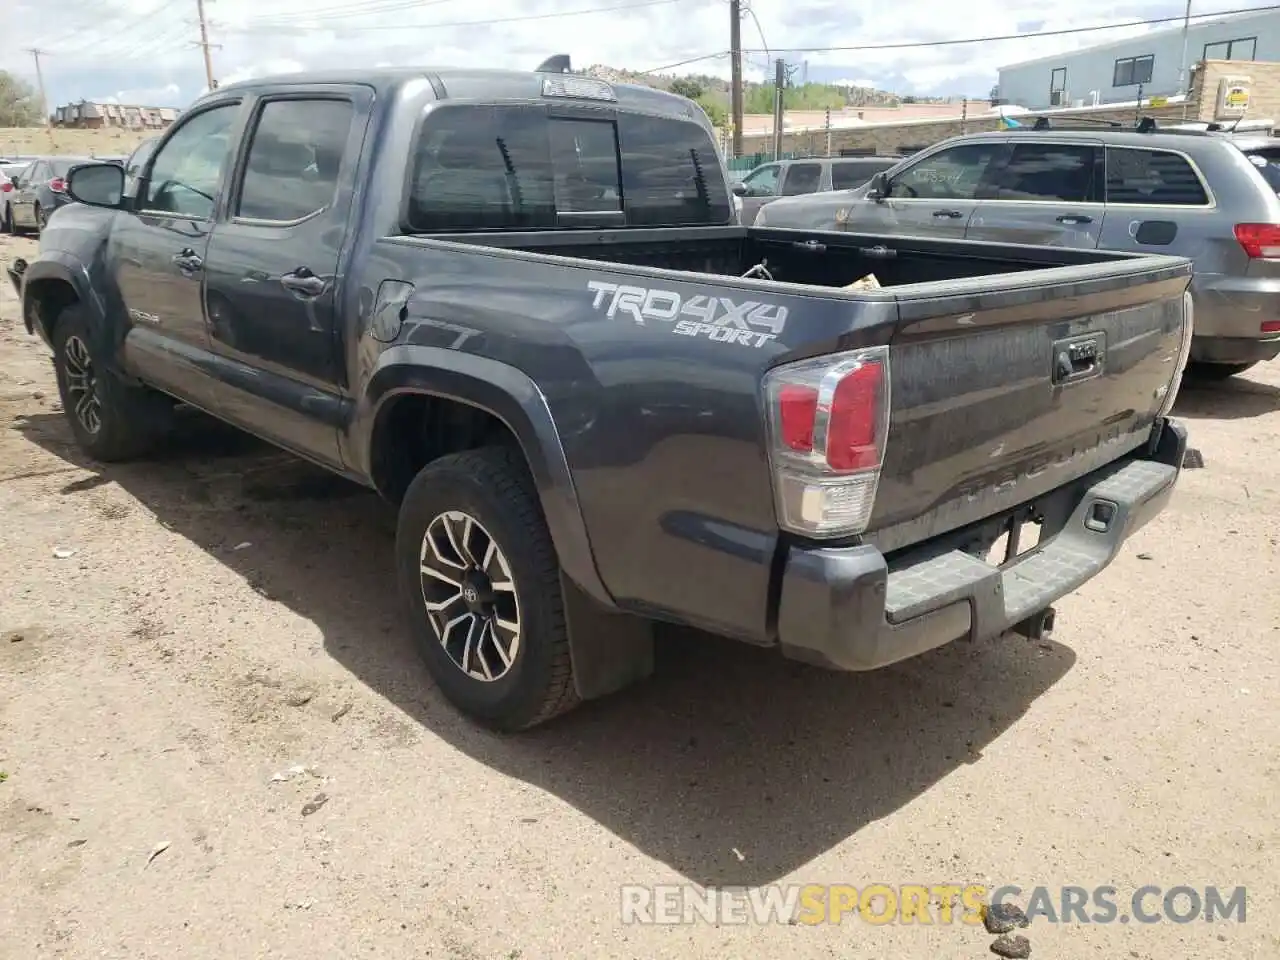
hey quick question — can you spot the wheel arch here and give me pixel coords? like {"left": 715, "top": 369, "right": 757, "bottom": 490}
{"left": 357, "top": 346, "right": 614, "bottom": 609}
{"left": 18, "top": 254, "right": 104, "bottom": 346}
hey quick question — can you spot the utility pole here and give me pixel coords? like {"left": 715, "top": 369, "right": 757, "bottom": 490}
{"left": 824, "top": 106, "right": 832, "bottom": 157}
{"left": 1176, "top": 0, "right": 1193, "bottom": 118}
{"left": 23, "top": 48, "right": 50, "bottom": 126}
{"left": 771, "top": 59, "right": 782, "bottom": 160}
{"left": 729, "top": 0, "right": 744, "bottom": 158}
{"left": 196, "top": 0, "right": 217, "bottom": 90}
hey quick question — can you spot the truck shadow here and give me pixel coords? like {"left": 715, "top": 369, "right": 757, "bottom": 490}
{"left": 1173, "top": 374, "right": 1280, "bottom": 421}
{"left": 15, "top": 409, "right": 1075, "bottom": 888}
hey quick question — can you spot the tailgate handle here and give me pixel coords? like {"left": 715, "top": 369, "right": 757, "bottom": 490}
{"left": 1052, "top": 334, "right": 1105, "bottom": 385}
{"left": 1056, "top": 214, "right": 1094, "bottom": 225}
{"left": 932, "top": 209, "right": 964, "bottom": 219}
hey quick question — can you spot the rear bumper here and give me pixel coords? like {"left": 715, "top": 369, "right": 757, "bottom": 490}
{"left": 1190, "top": 334, "right": 1280, "bottom": 364}
{"left": 1190, "top": 276, "right": 1280, "bottom": 361}
{"left": 776, "top": 418, "right": 1187, "bottom": 671}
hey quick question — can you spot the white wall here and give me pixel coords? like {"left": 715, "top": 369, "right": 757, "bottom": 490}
{"left": 998, "top": 9, "right": 1280, "bottom": 109}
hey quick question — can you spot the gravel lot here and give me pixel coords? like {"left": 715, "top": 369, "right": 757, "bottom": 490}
{"left": 1, "top": 230, "right": 1277, "bottom": 959}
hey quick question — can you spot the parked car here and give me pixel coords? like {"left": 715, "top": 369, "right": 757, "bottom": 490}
{"left": 8, "top": 66, "right": 1191, "bottom": 731}
{"left": 5, "top": 156, "right": 93, "bottom": 233}
{"left": 731, "top": 155, "right": 905, "bottom": 224}
{"left": 754, "top": 123, "right": 1280, "bottom": 379}
{"left": 1, "top": 162, "right": 30, "bottom": 233}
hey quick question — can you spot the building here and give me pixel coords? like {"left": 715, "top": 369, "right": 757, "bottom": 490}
{"left": 52, "top": 101, "right": 179, "bottom": 131}
{"left": 996, "top": 7, "right": 1280, "bottom": 110}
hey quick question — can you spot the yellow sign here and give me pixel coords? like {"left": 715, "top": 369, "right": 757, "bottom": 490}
{"left": 1148, "top": 96, "right": 1168, "bottom": 107}
{"left": 1226, "top": 87, "right": 1250, "bottom": 108}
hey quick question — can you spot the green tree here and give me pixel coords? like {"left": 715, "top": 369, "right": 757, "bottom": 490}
{"left": 669, "top": 77, "right": 704, "bottom": 101}
{"left": 0, "top": 71, "right": 43, "bottom": 127}
{"left": 696, "top": 96, "right": 728, "bottom": 129}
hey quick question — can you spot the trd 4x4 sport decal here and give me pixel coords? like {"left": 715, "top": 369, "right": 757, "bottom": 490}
{"left": 587, "top": 280, "right": 788, "bottom": 349}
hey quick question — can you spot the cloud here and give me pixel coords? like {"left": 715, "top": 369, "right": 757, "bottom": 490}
{"left": 0, "top": 0, "right": 1260, "bottom": 110}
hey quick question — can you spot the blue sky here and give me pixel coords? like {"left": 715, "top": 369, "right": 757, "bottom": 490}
{"left": 0, "top": 0, "right": 1265, "bottom": 110}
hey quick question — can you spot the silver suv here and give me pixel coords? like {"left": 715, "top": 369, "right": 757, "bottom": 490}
{"left": 755, "top": 123, "right": 1280, "bottom": 378}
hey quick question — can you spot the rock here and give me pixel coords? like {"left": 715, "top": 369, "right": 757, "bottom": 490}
{"left": 1183, "top": 447, "right": 1205, "bottom": 469}
{"left": 983, "top": 902, "right": 1030, "bottom": 934}
{"left": 1136, "top": 552, "right": 1153, "bottom": 560}
{"left": 990, "top": 934, "right": 1031, "bottom": 958}
{"left": 301, "top": 793, "right": 328, "bottom": 817}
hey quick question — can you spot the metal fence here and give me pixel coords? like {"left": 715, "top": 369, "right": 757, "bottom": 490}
{"left": 725, "top": 152, "right": 800, "bottom": 174}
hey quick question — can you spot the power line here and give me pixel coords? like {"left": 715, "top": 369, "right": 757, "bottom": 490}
{"left": 742, "top": 4, "right": 1280, "bottom": 54}
{"left": 642, "top": 51, "right": 729, "bottom": 73}
{"left": 223, "top": 0, "right": 695, "bottom": 33}
{"left": 232, "top": 0, "right": 463, "bottom": 26}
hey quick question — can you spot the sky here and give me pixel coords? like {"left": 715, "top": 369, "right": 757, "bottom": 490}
{"left": 0, "top": 0, "right": 1271, "bottom": 111}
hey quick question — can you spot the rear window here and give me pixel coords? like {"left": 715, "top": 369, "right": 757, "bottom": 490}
{"left": 1241, "top": 147, "right": 1280, "bottom": 194}
{"left": 781, "top": 162, "right": 822, "bottom": 195}
{"left": 1105, "top": 148, "right": 1208, "bottom": 205}
{"left": 830, "top": 161, "right": 892, "bottom": 190}
{"left": 406, "top": 104, "right": 730, "bottom": 232}
{"left": 49, "top": 158, "right": 87, "bottom": 176}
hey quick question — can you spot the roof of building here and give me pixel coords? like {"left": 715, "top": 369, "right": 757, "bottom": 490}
{"left": 999, "top": 6, "right": 1279, "bottom": 72}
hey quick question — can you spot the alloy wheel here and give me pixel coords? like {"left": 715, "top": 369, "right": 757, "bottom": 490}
{"left": 419, "top": 510, "right": 521, "bottom": 682}
{"left": 63, "top": 335, "right": 103, "bottom": 434}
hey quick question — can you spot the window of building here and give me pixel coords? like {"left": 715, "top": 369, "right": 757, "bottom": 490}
{"left": 1113, "top": 55, "right": 1155, "bottom": 87}
{"left": 1203, "top": 36, "right": 1257, "bottom": 61}
{"left": 237, "top": 99, "right": 355, "bottom": 222}
{"left": 1105, "top": 147, "right": 1208, "bottom": 206}
{"left": 993, "top": 143, "right": 1100, "bottom": 203}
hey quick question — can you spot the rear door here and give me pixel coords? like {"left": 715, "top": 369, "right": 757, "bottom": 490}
{"left": 967, "top": 140, "right": 1105, "bottom": 247}
{"left": 850, "top": 141, "right": 1007, "bottom": 238}
{"left": 203, "top": 87, "right": 371, "bottom": 468}
{"left": 779, "top": 160, "right": 823, "bottom": 197}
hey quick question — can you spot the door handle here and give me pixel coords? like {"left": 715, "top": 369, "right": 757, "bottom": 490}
{"left": 932, "top": 209, "right": 964, "bottom": 219}
{"left": 280, "top": 267, "right": 328, "bottom": 298}
{"left": 171, "top": 249, "right": 203, "bottom": 272}
{"left": 1056, "top": 214, "right": 1094, "bottom": 224}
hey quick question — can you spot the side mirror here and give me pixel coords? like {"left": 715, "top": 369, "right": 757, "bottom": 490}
{"left": 731, "top": 181, "right": 748, "bottom": 197}
{"left": 865, "top": 172, "right": 889, "bottom": 201}
{"left": 66, "top": 162, "right": 125, "bottom": 209}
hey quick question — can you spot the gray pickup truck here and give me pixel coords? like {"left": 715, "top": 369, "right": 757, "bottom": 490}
{"left": 7, "top": 64, "right": 1192, "bottom": 731}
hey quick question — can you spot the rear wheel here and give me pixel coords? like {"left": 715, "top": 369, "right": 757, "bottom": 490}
{"left": 1187, "top": 360, "right": 1257, "bottom": 381}
{"left": 34, "top": 202, "right": 48, "bottom": 233}
{"left": 1, "top": 204, "right": 11, "bottom": 234}
{"left": 52, "top": 304, "right": 174, "bottom": 461}
{"left": 396, "top": 446, "right": 579, "bottom": 731}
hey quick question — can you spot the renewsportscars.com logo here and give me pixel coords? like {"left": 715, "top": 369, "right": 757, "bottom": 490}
{"left": 620, "top": 884, "right": 1248, "bottom": 926}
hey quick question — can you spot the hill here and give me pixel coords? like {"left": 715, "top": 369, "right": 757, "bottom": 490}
{"left": 1, "top": 126, "right": 154, "bottom": 159}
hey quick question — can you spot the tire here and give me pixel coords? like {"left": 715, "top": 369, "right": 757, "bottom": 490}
{"left": 34, "top": 202, "right": 47, "bottom": 233}
{"left": 51, "top": 303, "right": 174, "bottom": 461}
{"left": 1186, "top": 360, "right": 1257, "bottom": 381}
{"left": 0, "top": 204, "right": 11, "bottom": 234}
{"left": 396, "top": 445, "right": 579, "bottom": 731}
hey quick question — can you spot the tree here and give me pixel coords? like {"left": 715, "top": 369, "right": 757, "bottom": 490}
{"left": 0, "top": 71, "right": 43, "bottom": 127}
{"left": 697, "top": 96, "right": 728, "bottom": 129}
{"left": 669, "top": 78, "right": 704, "bottom": 101}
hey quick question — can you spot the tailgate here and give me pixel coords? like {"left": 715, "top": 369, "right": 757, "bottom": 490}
{"left": 868, "top": 255, "right": 1192, "bottom": 554}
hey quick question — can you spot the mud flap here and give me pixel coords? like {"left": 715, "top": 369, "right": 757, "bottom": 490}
{"left": 560, "top": 572, "right": 655, "bottom": 700}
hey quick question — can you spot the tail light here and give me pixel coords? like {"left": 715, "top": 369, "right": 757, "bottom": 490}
{"left": 1158, "top": 290, "right": 1195, "bottom": 418}
{"left": 48, "top": 177, "right": 66, "bottom": 193}
{"left": 762, "top": 346, "right": 890, "bottom": 538}
{"left": 1, "top": 181, "right": 11, "bottom": 193}
{"left": 1233, "top": 223, "right": 1280, "bottom": 258}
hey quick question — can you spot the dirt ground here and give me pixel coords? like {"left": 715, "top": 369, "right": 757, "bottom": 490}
{"left": 0, "top": 229, "right": 1277, "bottom": 959}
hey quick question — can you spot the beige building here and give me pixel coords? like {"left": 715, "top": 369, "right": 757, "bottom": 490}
{"left": 52, "top": 101, "right": 179, "bottom": 131}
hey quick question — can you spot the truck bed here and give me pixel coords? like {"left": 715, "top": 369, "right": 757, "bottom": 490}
{"left": 388, "top": 225, "right": 1190, "bottom": 642}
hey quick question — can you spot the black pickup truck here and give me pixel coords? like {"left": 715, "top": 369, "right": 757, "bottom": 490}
{"left": 7, "top": 65, "right": 1193, "bottom": 730}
